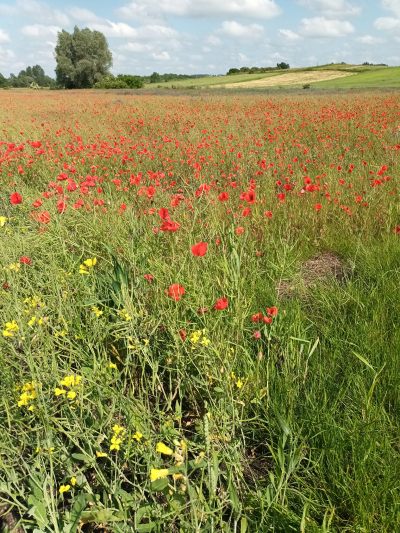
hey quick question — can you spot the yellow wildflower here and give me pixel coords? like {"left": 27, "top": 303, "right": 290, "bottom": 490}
{"left": 59, "top": 485, "right": 70, "bottom": 494}
{"left": 96, "top": 451, "right": 107, "bottom": 458}
{"left": 236, "top": 379, "right": 243, "bottom": 389}
{"left": 70, "top": 477, "right": 76, "bottom": 486}
{"left": 156, "top": 442, "right": 173, "bottom": 455}
{"left": 5, "top": 320, "right": 19, "bottom": 332}
{"left": 83, "top": 258, "right": 97, "bottom": 267}
{"left": 112, "top": 424, "right": 125, "bottom": 434}
{"left": 54, "top": 388, "right": 67, "bottom": 396}
{"left": 109, "top": 363, "right": 117, "bottom": 369}
{"left": 67, "top": 391, "right": 76, "bottom": 400}
{"left": 0, "top": 216, "right": 7, "bottom": 226}
{"left": 150, "top": 468, "right": 169, "bottom": 481}
{"left": 132, "top": 431, "right": 143, "bottom": 441}
{"left": 10, "top": 263, "right": 20, "bottom": 271}
{"left": 110, "top": 436, "right": 122, "bottom": 451}
{"left": 3, "top": 330, "right": 14, "bottom": 337}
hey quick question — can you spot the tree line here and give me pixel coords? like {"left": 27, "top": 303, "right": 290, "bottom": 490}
{"left": 0, "top": 65, "right": 56, "bottom": 88}
{"left": 227, "top": 63, "right": 290, "bottom": 75}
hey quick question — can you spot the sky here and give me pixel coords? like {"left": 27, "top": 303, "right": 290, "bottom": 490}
{"left": 0, "top": 0, "right": 399, "bottom": 78}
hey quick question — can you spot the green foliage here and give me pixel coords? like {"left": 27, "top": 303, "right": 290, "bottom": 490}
{"left": 227, "top": 68, "right": 240, "bottom": 75}
{"left": 116, "top": 74, "right": 144, "bottom": 89}
{"left": 55, "top": 26, "right": 113, "bottom": 89}
{"left": 94, "top": 75, "right": 129, "bottom": 89}
{"left": 0, "top": 72, "right": 8, "bottom": 87}
{"left": 149, "top": 72, "right": 161, "bottom": 84}
{"left": 277, "top": 62, "right": 290, "bottom": 70}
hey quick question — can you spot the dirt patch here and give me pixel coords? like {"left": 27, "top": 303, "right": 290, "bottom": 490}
{"left": 214, "top": 70, "right": 355, "bottom": 89}
{"left": 276, "top": 253, "right": 348, "bottom": 300}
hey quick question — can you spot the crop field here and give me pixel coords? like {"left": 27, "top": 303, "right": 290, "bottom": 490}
{"left": 1, "top": 89, "right": 400, "bottom": 533}
{"left": 312, "top": 66, "right": 400, "bottom": 89}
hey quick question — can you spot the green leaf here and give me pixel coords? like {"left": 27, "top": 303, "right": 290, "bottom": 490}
{"left": 69, "top": 492, "right": 87, "bottom": 532}
{"left": 71, "top": 453, "right": 93, "bottom": 463}
{"left": 149, "top": 477, "right": 169, "bottom": 492}
{"left": 275, "top": 411, "right": 291, "bottom": 436}
{"left": 28, "top": 496, "right": 48, "bottom": 530}
{"left": 352, "top": 351, "right": 375, "bottom": 372}
{"left": 213, "top": 387, "right": 224, "bottom": 393}
{"left": 136, "top": 524, "right": 155, "bottom": 532}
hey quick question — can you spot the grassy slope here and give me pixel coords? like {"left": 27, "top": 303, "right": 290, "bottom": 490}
{"left": 312, "top": 66, "right": 400, "bottom": 88}
{"left": 143, "top": 65, "right": 392, "bottom": 90}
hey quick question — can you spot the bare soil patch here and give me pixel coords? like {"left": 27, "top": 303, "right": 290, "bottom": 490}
{"left": 215, "top": 70, "right": 355, "bottom": 89}
{"left": 277, "top": 253, "right": 348, "bottom": 300}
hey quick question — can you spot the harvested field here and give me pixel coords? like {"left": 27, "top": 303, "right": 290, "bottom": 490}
{"left": 216, "top": 70, "right": 355, "bottom": 88}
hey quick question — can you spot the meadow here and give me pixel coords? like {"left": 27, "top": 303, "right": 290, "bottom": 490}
{"left": 1, "top": 89, "right": 400, "bottom": 533}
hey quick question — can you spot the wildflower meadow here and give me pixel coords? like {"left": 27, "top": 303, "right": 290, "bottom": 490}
{"left": 1, "top": 89, "right": 400, "bottom": 532}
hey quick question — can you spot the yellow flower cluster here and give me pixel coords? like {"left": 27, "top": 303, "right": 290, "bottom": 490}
{"left": 10, "top": 263, "right": 20, "bottom": 271}
{"left": 3, "top": 320, "right": 19, "bottom": 337}
{"left": 0, "top": 216, "right": 7, "bottom": 226}
{"left": 110, "top": 424, "right": 126, "bottom": 451}
{"left": 92, "top": 306, "right": 103, "bottom": 318}
{"left": 229, "top": 372, "right": 247, "bottom": 389}
{"left": 116, "top": 308, "right": 132, "bottom": 321}
{"left": 18, "top": 381, "right": 39, "bottom": 410}
{"left": 24, "top": 296, "right": 45, "bottom": 309}
{"left": 54, "top": 375, "right": 82, "bottom": 405}
{"left": 79, "top": 257, "right": 97, "bottom": 275}
{"left": 151, "top": 440, "right": 187, "bottom": 482}
{"left": 189, "top": 329, "right": 210, "bottom": 350}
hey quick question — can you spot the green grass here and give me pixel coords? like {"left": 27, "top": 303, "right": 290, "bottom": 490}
{"left": 312, "top": 66, "right": 400, "bottom": 88}
{"left": 144, "top": 71, "right": 288, "bottom": 89}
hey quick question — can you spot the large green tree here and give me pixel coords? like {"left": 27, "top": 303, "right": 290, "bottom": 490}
{"left": 55, "top": 26, "right": 112, "bottom": 89}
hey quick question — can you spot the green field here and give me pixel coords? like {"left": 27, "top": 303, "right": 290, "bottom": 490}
{"left": 312, "top": 66, "right": 400, "bottom": 89}
{"left": 144, "top": 71, "right": 289, "bottom": 89}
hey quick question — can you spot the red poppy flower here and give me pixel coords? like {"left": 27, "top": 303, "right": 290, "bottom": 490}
{"left": 236, "top": 227, "right": 244, "bottom": 235}
{"left": 265, "top": 211, "right": 272, "bottom": 218}
{"left": 3, "top": 282, "right": 8, "bottom": 290}
{"left": 20, "top": 256, "right": 31, "bottom": 265}
{"left": 57, "top": 200, "right": 67, "bottom": 213}
{"left": 314, "top": 203, "right": 322, "bottom": 211}
{"left": 252, "top": 312, "right": 263, "bottom": 322}
{"left": 120, "top": 204, "right": 127, "bottom": 210}
{"left": 263, "top": 316, "right": 272, "bottom": 324}
{"left": 242, "top": 207, "right": 251, "bottom": 217}
{"left": 253, "top": 331, "right": 261, "bottom": 339}
{"left": 10, "top": 193, "right": 22, "bottom": 205}
{"left": 32, "top": 199, "right": 42, "bottom": 208}
{"left": 394, "top": 226, "right": 400, "bottom": 234}
{"left": 277, "top": 193, "right": 286, "bottom": 201}
{"left": 179, "top": 330, "right": 186, "bottom": 340}
{"left": 144, "top": 274, "right": 154, "bottom": 281}
{"left": 197, "top": 307, "right": 209, "bottom": 315}
{"left": 214, "top": 298, "right": 228, "bottom": 310}
{"left": 218, "top": 192, "right": 229, "bottom": 202}
{"left": 266, "top": 307, "right": 278, "bottom": 316}
{"left": 191, "top": 242, "right": 208, "bottom": 257}
{"left": 166, "top": 283, "right": 185, "bottom": 301}
{"left": 159, "top": 208, "right": 169, "bottom": 219}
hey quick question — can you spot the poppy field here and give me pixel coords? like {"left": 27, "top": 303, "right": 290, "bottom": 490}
{"left": 1, "top": 89, "right": 400, "bottom": 532}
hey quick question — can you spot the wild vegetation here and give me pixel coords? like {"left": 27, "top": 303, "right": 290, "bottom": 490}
{"left": 0, "top": 89, "right": 400, "bottom": 533}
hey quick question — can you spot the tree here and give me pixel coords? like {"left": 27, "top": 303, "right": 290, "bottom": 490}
{"left": 32, "top": 65, "right": 46, "bottom": 85}
{"left": 227, "top": 68, "right": 240, "bottom": 75}
{"left": 55, "top": 26, "right": 112, "bottom": 89}
{"left": 116, "top": 75, "right": 144, "bottom": 89}
{"left": 150, "top": 72, "right": 161, "bottom": 84}
{"left": 277, "top": 62, "right": 290, "bottom": 69}
{"left": 0, "top": 73, "right": 8, "bottom": 87}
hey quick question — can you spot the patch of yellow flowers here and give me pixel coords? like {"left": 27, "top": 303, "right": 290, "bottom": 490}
{"left": 79, "top": 257, "right": 97, "bottom": 275}
{"left": 150, "top": 440, "right": 187, "bottom": 482}
{"left": 110, "top": 424, "right": 126, "bottom": 451}
{"left": 3, "top": 320, "right": 19, "bottom": 337}
{"left": 17, "top": 381, "right": 39, "bottom": 410}
{"left": 54, "top": 375, "right": 83, "bottom": 406}
{"left": 190, "top": 329, "right": 210, "bottom": 350}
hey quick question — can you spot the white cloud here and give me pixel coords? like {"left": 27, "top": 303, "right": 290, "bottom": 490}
{"left": 206, "top": 35, "right": 222, "bottom": 45}
{"left": 115, "top": 3, "right": 165, "bottom": 23}
{"left": 191, "top": 54, "right": 203, "bottom": 59}
{"left": 120, "top": 42, "right": 154, "bottom": 52}
{"left": 68, "top": 7, "right": 102, "bottom": 23}
{"left": 202, "top": 46, "right": 212, "bottom": 52}
{"left": 374, "top": 16, "right": 400, "bottom": 30}
{"left": 278, "top": 29, "right": 301, "bottom": 40}
{"left": 207, "top": 64, "right": 215, "bottom": 69}
{"left": 151, "top": 50, "right": 170, "bottom": 60}
{"left": 21, "top": 24, "right": 61, "bottom": 38}
{"left": 299, "top": 17, "right": 355, "bottom": 37}
{"left": 238, "top": 52, "right": 249, "bottom": 61}
{"left": 355, "top": 35, "right": 384, "bottom": 44}
{"left": 0, "top": 29, "right": 10, "bottom": 42}
{"left": 381, "top": 0, "right": 400, "bottom": 16}
{"left": 218, "top": 21, "right": 265, "bottom": 39}
{"left": 117, "top": 0, "right": 281, "bottom": 19}
{"left": 16, "top": 0, "right": 70, "bottom": 25}
{"left": 89, "top": 21, "right": 178, "bottom": 40}
{"left": 298, "top": 0, "right": 361, "bottom": 17}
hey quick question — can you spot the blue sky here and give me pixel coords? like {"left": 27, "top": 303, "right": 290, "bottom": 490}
{"left": 0, "top": 0, "right": 399, "bottom": 77}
